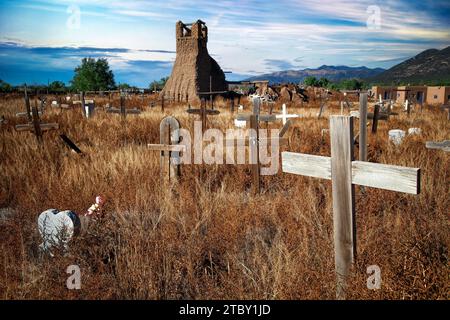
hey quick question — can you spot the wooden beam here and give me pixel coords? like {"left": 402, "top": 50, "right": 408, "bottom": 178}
{"left": 147, "top": 144, "right": 186, "bottom": 152}
{"left": 282, "top": 152, "right": 331, "bottom": 180}
{"left": 425, "top": 140, "right": 450, "bottom": 152}
{"left": 330, "top": 116, "right": 356, "bottom": 300}
{"left": 15, "top": 123, "right": 59, "bottom": 131}
{"left": 236, "top": 114, "right": 276, "bottom": 122}
{"left": 352, "top": 161, "right": 420, "bottom": 194}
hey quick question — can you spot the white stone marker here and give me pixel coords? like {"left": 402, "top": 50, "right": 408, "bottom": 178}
{"left": 389, "top": 129, "right": 406, "bottom": 146}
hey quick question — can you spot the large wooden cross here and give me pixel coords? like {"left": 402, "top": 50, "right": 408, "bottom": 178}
{"left": 15, "top": 101, "right": 59, "bottom": 143}
{"left": 106, "top": 92, "right": 141, "bottom": 119}
{"left": 231, "top": 98, "right": 289, "bottom": 194}
{"left": 282, "top": 115, "right": 420, "bottom": 299}
{"left": 186, "top": 98, "right": 220, "bottom": 133}
{"left": 148, "top": 116, "right": 186, "bottom": 183}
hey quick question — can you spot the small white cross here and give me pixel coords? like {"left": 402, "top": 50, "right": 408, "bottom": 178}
{"left": 275, "top": 104, "right": 300, "bottom": 125}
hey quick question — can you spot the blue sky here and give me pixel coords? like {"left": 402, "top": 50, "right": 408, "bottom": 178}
{"left": 0, "top": 0, "right": 449, "bottom": 87}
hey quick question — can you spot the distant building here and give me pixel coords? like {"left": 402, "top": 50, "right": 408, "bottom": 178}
{"left": 371, "top": 85, "right": 450, "bottom": 105}
{"left": 426, "top": 86, "right": 450, "bottom": 105}
{"left": 395, "top": 86, "right": 427, "bottom": 104}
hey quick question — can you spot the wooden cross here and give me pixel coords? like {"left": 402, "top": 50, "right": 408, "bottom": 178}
{"left": 275, "top": 103, "right": 300, "bottom": 125}
{"left": 186, "top": 98, "right": 220, "bottom": 133}
{"left": 231, "top": 97, "right": 289, "bottom": 194}
{"left": 80, "top": 92, "right": 96, "bottom": 118}
{"left": 16, "top": 85, "right": 42, "bottom": 119}
{"left": 148, "top": 116, "right": 186, "bottom": 183}
{"left": 282, "top": 115, "right": 420, "bottom": 299}
{"left": 15, "top": 101, "right": 59, "bottom": 143}
{"left": 425, "top": 140, "right": 450, "bottom": 152}
{"left": 317, "top": 91, "right": 330, "bottom": 118}
{"left": 106, "top": 92, "right": 141, "bottom": 119}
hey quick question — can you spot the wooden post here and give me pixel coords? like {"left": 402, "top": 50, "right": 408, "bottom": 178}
{"left": 406, "top": 99, "right": 410, "bottom": 116}
{"left": 32, "top": 100, "right": 43, "bottom": 143}
{"left": 80, "top": 91, "right": 85, "bottom": 116}
{"left": 250, "top": 114, "right": 260, "bottom": 195}
{"left": 161, "top": 95, "right": 165, "bottom": 112}
{"left": 120, "top": 92, "right": 125, "bottom": 119}
{"left": 24, "top": 85, "right": 32, "bottom": 122}
{"left": 359, "top": 93, "right": 367, "bottom": 161}
{"left": 372, "top": 104, "right": 380, "bottom": 134}
{"left": 330, "top": 116, "right": 356, "bottom": 300}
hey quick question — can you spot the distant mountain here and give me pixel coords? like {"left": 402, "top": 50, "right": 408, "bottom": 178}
{"left": 368, "top": 46, "right": 450, "bottom": 85}
{"left": 245, "top": 65, "right": 385, "bottom": 84}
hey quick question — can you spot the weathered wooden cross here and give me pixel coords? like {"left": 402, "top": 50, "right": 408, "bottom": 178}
{"left": 15, "top": 101, "right": 59, "bottom": 143}
{"left": 16, "top": 85, "right": 42, "bottom": 119}
{"left": 106, "top": 92, "right": 141, "bottom": 119}
{"left": 282, "top": 115, "right": 420, "bottom": 299}
{"left": 186, "top": 98, "right": 220, "bottom": 133}
{"left": 147, "top": 116, "right": 186, "bottom": 183}
{"left": 232, "top": 97, "right": 290, "bottom": 194}
{"left": 317, "top": 90, "right": 331, "bottom": 118}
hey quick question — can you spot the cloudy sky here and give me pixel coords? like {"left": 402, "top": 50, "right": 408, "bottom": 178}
{"left": 0, "top": 0, "right": 449, "bottom": 87}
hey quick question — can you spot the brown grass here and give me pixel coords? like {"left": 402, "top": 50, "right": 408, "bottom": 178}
{"left": 0, "top": 95, "right": 448, "bottom": 299}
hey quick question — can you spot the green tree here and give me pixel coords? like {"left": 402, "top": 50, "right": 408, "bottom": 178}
{"left": 71, "top": 58, "right": 116, "bottom": 92}
{"left": 149, "top": 77, "right": 169, "bottom": 91}
{"left": 303, "top": 76, "right": 318, "bottom": 87}
{"left": 0, "top": 79, "right": 13, "bottom": 93}
{"left": 48, "top": 81, "right": 67, "bottom": 93}
{"left": 340, "top": 79, "right": 364, "bottom": 90}
{"left": 317, "top": 77, "right": 329, "bottom": 88}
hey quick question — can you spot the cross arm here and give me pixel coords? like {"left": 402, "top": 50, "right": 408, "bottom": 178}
{"left": 15, "top": 123, "right": 59, "bottom": 132}
{"left": 236, "top": 114, "right": 276, "bottom": 122}
{"left": 281, "top": 152, "right": 420, "bottom": 194}
{"left": 147, "top": 144, "right": 186, "bottom": 152}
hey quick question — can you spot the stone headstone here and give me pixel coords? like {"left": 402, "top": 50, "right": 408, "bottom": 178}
{"left": 408, "top": 128, "right": 421, "bottom": 135}
{"left": 234, "top": 119, "right": 246, "bottom": 128}
{"left": 38, "top": 209, "right": 80, "bottom": 253}
{"left": 350, "top": 111, "right": 360, "bottom": 118}
{"left": 389, "top": 129, "right": 406, "bottom": 146}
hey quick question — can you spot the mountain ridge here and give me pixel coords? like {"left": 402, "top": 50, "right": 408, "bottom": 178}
{"left": 245, "top": 65, "right": 385, "bottom": 84}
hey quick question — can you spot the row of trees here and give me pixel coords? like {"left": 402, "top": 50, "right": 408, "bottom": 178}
{"left": 303, "top": 76, "right": 366, "bottom": 90}
{"left": 0, "top": 58, "right": 169, "bottom": 93}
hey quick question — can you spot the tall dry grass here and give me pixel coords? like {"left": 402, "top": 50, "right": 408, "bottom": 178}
{"left": 0, "top": 94, "right": 448, "bottom": 299}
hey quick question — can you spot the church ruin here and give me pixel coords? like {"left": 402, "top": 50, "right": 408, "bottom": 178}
{"left": 161, "top": 20, "right": 228, "bottom": 104}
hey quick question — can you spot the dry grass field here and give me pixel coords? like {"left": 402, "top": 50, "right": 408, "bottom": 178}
{"left": 0, "top": 94, "right": 448, "bottom": 299}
